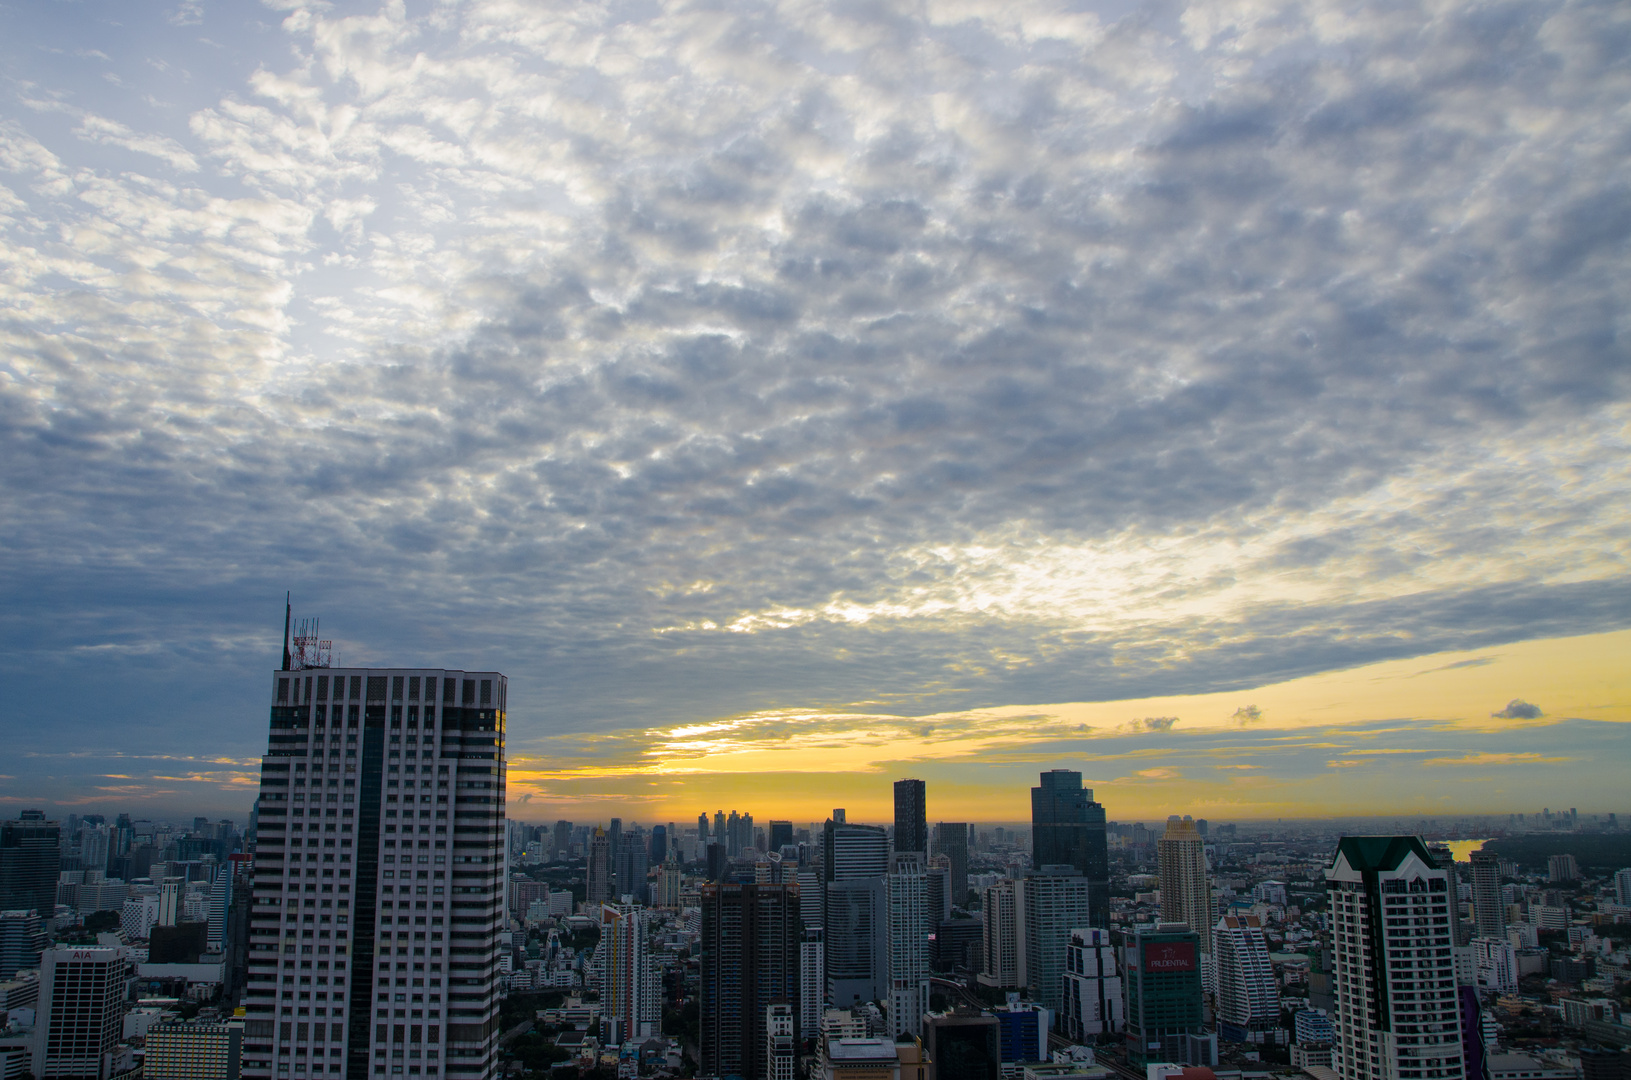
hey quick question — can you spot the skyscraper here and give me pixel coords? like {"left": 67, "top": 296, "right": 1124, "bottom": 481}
{"left": 1030, "top": 772, "right": 1109, "bottom": 930}
{"left": 825, "top": 877, "right": 887, "bottom": 1008}
{"left": 1469, "top": 850, "right": 1503, "bottom": 940}
{"left": 615, "top": 832, "right": 649, "bottom": 905}
{"left": 1015, "top": 868, "right": 1091, "bottom": 1018}
{"left": 600, "top": 904, "right": 659, "bottom": 1044}
{"left": 1213, "top": 914, "right": 1279, "bottom": 1042}
{"left": 1325, "top": 836, "right": 1464, "bottom": 1080}
{"left": 551, "top": 821, "right": 572, "bottom": 861}
{"left": 932, "top": 823, "right": 969, "bottom": 908}
{"left": 1062, "top": 927, "right": 1122, "bottom": 1042}
{"left": 978, "top": 879, "right": 1019, "bottom": 990}
{"left": 894, "top": 781, "right": 928, "bottom": 856}
{"left": 0, "top": 911, "right": 50, "bottom": 980}
{"left": 823, "top": 822, "right": 888, "bottom": 881}
{"left": 700, "top": 882, "right": 801, "bottom": 1080}
{"left": 587, "top": 828, "right": 612, "bottom": 904}
{"left": 1123, "top": 923, "right": 1212, "bottom": 1068}
{"left": 33, "top": 945, "right": 130, "bottom": 1080}
{"left": 1158, "top": 817, "right": 1212, "bottom": 958}
{"left": 242, "top": 667, "right": 508, "bottom": 1080}
{"left": 886, "top": 853, "right": 930, "bottom": 1038}
{"left": 0, "top": 812, "right": 60, "bottom": 915}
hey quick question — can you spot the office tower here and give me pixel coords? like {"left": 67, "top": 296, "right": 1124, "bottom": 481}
{"left": 1471, "top": 936, "right": 1517, "bottom": 994}
{"left": 932, "top": 824, "right": 969, "bottom": 908}
{"left": 825, "top": 877, "right": 886, "bottom": 1008}
{"left": 797, "top": 869, "right": 823, "bottom": 930}
{"left": 1123, "top": 923, "right": 1212, "bottom": 1068}
{"left": 1062, "top": 927, "right": 1122, "bottom": 1042}
{"left": 1214, "top": 914, "right": 1279, "bottom": 1042}
{"left": 705, "top": 842, "right": 727, "bottom": 883}
{"left": 0, "top": 911, "right": 49, "bottom": 980}
{"left": 767, "top": 1004, "right": 796, "bottom": 1080}
{"left": 978, "top": 880, "right": 1019, "bottom": 989}
{"left": 894, "top": 781, "right": 928, "bottom": 856}
{"left": 33, "top": 945, "right": 130, "bottom": 1080}
{"left": 1015, "top": 868, "right": 1091, "bottom": 1017}
{"left": 1029, "top": 772, "right": 1109, "bottom": 930}
{"left": 1613, "top": 868, "right": 1631, "bottom": 906}
{"left": 886, "top": 853, "right": 930, "bottom": 1038}
{"left": 1547, "top": 854, "right": 1579, "bottom": 882}
{"left": 615, "top": 833, "right": 649, "bottom": 905}
{"left": 600, "top": 904, "right": 658, "bottom": 1044}
{"left": 1158, "top": 817, "right": 1212, "bottom": 958}
{"left": 121, "top": 894, "right": 160, "bottom": 941}
{"left": 926, "top": 860, "right": 950, "bottom": 929}
{"left": 1325, "top": 836, "right": 1464, "bottom": 1080}
{"left": 769, "top": 822, "right": 794, "bottom": 853}
{"left": 714, "top": 813, "right": 727, "bottom": 846}
{"left": 649, "top": 825, "right": 667, "bottom": 867}
{"left": 698, "top": 814, "right": 711, "bottom": 845}
{"left": 242, "top": 667, "right": 508, "bottom": 1080}
{"left": 1469, "top": 851, "right": 1503, "bottom": 940}
{"left": 0, "top": 812, "right": 60, "bottom": 915}
{"left": 700, "top": 882, "right": 801, "bottom": 1080}
{"left": 551, "top": 821, "right": 572, "bottom": 861}
{"left": 992, "top": 994, "right": 1048, "bottom": 1068}
{"left": 800, "top": 927, "right": 824, "bottom": 1033}
{"left": 145, "top": 1019, "right": 245, "bottom": 1080}
{"left": 823, "top": 823, "right": 888, "bottom": 882}
{"left": 587, "top": 828, "right": 612, "bottom": 903}
{"left": 933, "top": 917, "right": 981, "bottom": 974}
{"left": 608, "top": 819, "right": 622, "bottom": 874}
{"left": 658, "top": 854, "right": 683, "bottom": 909}
{"left": 923, "top": 1010, "right": 1000, "bottom": 1080}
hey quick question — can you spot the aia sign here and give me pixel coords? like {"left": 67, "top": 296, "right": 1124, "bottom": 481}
{"left": 1144, "top": 941, "right": 1196, "bottom": 972}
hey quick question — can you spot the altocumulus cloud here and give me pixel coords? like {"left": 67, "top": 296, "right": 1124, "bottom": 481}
{"left": 0, "top": 0, "right": 1629, "bottom": 808}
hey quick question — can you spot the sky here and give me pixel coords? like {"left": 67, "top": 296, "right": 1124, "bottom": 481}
{"left": 0, "top": 0, "right": 1627, "bottom": 827}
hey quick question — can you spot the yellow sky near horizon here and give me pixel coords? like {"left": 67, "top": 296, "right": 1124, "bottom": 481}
{"left": 505, "top": 628, "right": 1631, "bottom": 824}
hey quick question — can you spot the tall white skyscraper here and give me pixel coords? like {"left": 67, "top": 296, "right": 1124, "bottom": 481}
{"left": 1326, "top": 837, "right": 1464, "bottom": 1080}
{"left": 243, "top": 667, "right": 508, "bottom": 1080}
{"left": 33, "top": 946, "right": 130, "bottom": 1080}
{"left": 886, "top": 853, "right": 930, "bottom": 1038}
{"left": 978, "top": 879, "right": 1018, "bottom": 990}
{"left": 1213, "top": 914, "right": 1279, "bottom": 1041}
{"left": 1159, "top": 817, "right": 1212, "bottom": 958}
{"left": 1061, "top": 927, "right": 1122, "bottom": 1042}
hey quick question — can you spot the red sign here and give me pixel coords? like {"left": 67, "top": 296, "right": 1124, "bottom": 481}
{"left": 1143, "top": 941, "right": 1196, "bottom": 972}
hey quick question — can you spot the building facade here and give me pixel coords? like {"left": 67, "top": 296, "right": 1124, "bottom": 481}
{"left": 1122, "top": 924, "right": 1210, "bottom": 1068}
{"left": 1015, "top": 869, "right": 1090, "bottom": 1018}
{"left": 145, "top": 1020, "right": 244, "bottom": 1080}
{"left": 1029, "top": 773, "right": 1109, "bottom": 932}
{"left": 932, "top": 824, "right": 969, "bottom": 910}
{"left": 1325, "top": 836, "right": 1464, "bottom": 1080}
{"left": 700, "top": 882, "right": 801, "bottom": 1080}
{"left": 0, "top": 813, "right": 60, "bottom": 916}
{"left": 599, "top": 905, "right": 658, "bottom": 1045}
{"left": 1157, "top": 818, "right": 1212, "bottom": 960}
{"left": 886, "top": 854, "right": 930, "bottom": 1039}
{"left": 893, "top": 782, "right": 928, "bottom": 857}
{"left": 242, "top": 668, "right": 508, "bottom": 1080}
{"left": 979, "top": 880, "right": 1019, "bottom": 990}
{"left": 1214, "top": 914, "right": 1279, "bottom": 1042}
{"left": 1062, "top": 927, "right": 1122, "bottom": 1042}
{"left": 33, "top": 946, "right": 130, "bottom": 1080}
{"left": 1469, "top": 852, "right": 1504, "bottom": 941}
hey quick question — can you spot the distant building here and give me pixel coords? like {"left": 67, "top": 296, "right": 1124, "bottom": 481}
{"left": 1030, "top": 772, "right": 1109, "bottom": 931}
{"left": 933, "top": 824, "right": 970, "bottom": 909}
{"left": 886, "top": 854, "right": 930, "bottom": 1039}
{"left": 924, "top": 1010, "right": 1000, "bottom": 1080}
{"left": 0, "top": 911, "right": 49, "bottom": 980}
{"left": 1470, "top": 851, "right": 1504, "bottom": 940}
{"left": 587, "top": 828, "right": 612, "bottom": 903}
{"left": 1547, "top": 855, "right": 1580, "bottom": 883}
{"left": 700, "top": 881, "right": 801, "bottom": 1080}
{"left": 1157, "top": 818, "right": 1211, "bottom": 961}
{"left": 980, "top": 880, "right": 1020, "bottom": 990}
{"left": 827, "top": 877, "right": 887, "bottom": 1008}
{"left": 144, "top": 1019, "right": 244, "bottom": 1080}
{"left": 894, "top": 781, "right": 928, "bottom": 856}
{"left": 993, "top": 993, "right": 1049, "bottom": 1070}
{"left": 0, "top": 813, "right": 60, "bottom": 915}
{"left": 1326, "top": 836, "right": 1464, "bottom": 1080}
{"left": 1473, "top": 936, "right": 1518, "bottom": 995}
{"left": 1062, "top": 927, "right": 1122, "bottom": 1042}
{"left": 1017, "top": 869, "right": 1091, "bottom": 1019}
{"left": 601, "top": 904, "right": 659, "bottom": 1044}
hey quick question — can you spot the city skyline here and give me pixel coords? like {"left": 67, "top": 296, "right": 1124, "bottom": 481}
{"left": 2, "top": 0, "right": 1629, "bottom": 822}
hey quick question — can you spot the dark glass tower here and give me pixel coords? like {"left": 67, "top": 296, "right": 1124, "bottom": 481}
{"left": 699, "top": 882, "right": 801, "bottom": 1080}
{"left": 0, "top": 811, "right": 61, "bottom": 915}
{"left": 1030, "top": 770, "right": 1109, "bottom": 930}
{"left": 893, "top": 779, "right": 928, "bottom": 855}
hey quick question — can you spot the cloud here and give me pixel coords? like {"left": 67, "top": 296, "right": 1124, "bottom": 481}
{"left": 1422, "top": 752, "right": 1571, "bottom": 767}
{"left": 1491, "top": 700, "right": 1544, "bottom": 720}
{"left": 0, "top": 0, "right": 1628, "bottom": 815}
{"left": 1125, "top": 716, "right": 1180, "bottom": 733}
{"left": 1231, "top": 706, "right": 1264, "bottom": 726}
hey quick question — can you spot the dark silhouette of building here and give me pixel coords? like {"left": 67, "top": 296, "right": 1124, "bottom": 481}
{"left": 925, "top": 1009, "right": 1000, "bottom": 1080}
{"left": 0, "top": 811, "right": 60, "bottom": 915}
{"left": 933, "top": 823, "right": 969, "bottom": 907}
{"left": 894, "top": 780, "right": 928, "bottom": 855}
{"left": 1030, "top": 770, "right": 1109, "bottom": 930}
{"left": 149, "top": 921, "right": 210, "bottom": 964}
{"left": 700, "top": 882, "right": 801, "bottom": 1080}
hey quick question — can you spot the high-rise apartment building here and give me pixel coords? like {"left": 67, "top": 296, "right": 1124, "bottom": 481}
{"left": 587, "top": 829, "right": 611, "bottom": 904}
{"left": 242, "top": 667, "right": 507, "bottom": 1080}
{"left": 978, "top": 880, "right": 1018, "bottom": 990}
{"left": 932, "top": 824, "right": 969, "bottom": 909}
{"left": 1471, "top": 936, "right": 1517, "bottom": 995}
{"left": 599, "top": 904, "right": 658, "bottom": 1044}
{"left": 33, "top": 945, "right": 130, "bottom": 1080}
{"left": 700, "top": 882, "right": 801, "bottom": 1080}
{"left": 893, "top": 782, "right": 928, "bottom": 856}
{"left": 1214, "top": 914, "right": 1279, "bottom": 1042}
{"left": 1030, "top": 772, "right": 1109, "bottom": 931}
{"left": 1325, "top": 836, "right": 1464, "bottom": 1080}
{"left": 1612, "top": 867, "right": 1631, "bottom": 907}
{"left": 885, "top": 854, "right": 930, "bottom": 1038}
{"left": 0, "top": 911, "right": 49, "bottom": 980}
{"left": 1122, "top": 924, "right": 1212, "bottom": 1068}
{"left": 1547, "top": 855, "right": 1579, "bottom": 883}
{"left": 1015, "top": 868, "right": 1090, "bottom": 1018}
{"left": 1062, "top": 927, "right": 1122, "bottom": 1042}
{"left": 1469, "top": 851, "right": 1503, "bottom": 940}
{"left": 1158, "top": 817, "right": 1212, "bottom": 959}
{"left": 799, "top": 927, "right": 825, "bottom": 1034}
{"left": 0, "top": 812, "right": 60, "bottom": 915}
